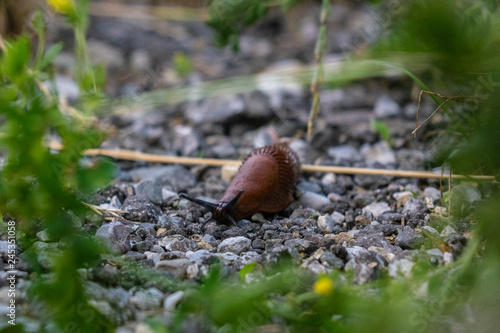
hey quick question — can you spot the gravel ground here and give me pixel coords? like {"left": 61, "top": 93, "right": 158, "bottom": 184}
{"left": 0, "top": 1, "right": 481, "bottom": 331}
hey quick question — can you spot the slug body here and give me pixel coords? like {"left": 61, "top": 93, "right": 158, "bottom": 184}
{"left": 180, "top": 144, "right": 300, "bottom": 225}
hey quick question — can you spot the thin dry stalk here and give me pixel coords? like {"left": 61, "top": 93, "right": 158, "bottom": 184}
{"left": 47, "top": 141, "right": 496, "bottom": 181}
{"left": 88, "top": 2, "right": 208, "bottom": 21}
{"left": 306, "top": 0, "right": 330, "bottom": 141}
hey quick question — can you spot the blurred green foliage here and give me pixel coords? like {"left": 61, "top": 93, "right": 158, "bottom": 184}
{"left": 0, "top": 5, "right": 114, "bottom": 333}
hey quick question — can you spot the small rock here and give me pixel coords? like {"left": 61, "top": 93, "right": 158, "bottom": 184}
{"left": 331, "top": 232, "right": 354, "bottom": 245}
{"left": 122, "top": 195, "right": 162, "bottom": 222}
{"left": 440, "top": 225, "right": 458, "bottom": 239}
{"left": 125, "top": 165, "right": 196, "bottom": 192}
{"left": 319, "top": 251, "right": 344, "bottom": 269}
{"left": 352, "top": 192, "right": 375, "bottom": 208}
{"left": 185, "top": 95, "right": 245, "bottom": 125}
{"left": 236, "top": 251, "right": 262, "bottom": 269}
{"left": 424, "top": 187, "right": 441, "bottom": 202}
{"left": 96, "top": 221, "right": 131, "bottom": 254}
{"left": 421, "top": 226, "right": 440, "bottom": 237}
{"left": 218, "top": 237, "right": 251, "bottom": 255}
{"left": 362, "top": 201, "right": 391, "bottom": 219}
{"left": 298, "top": 191, "right": 331, "bottom": 211}
{"left": 134, "top": 180, "right": 163, "bottom": 205}
{"left": 130, "top": 49, "right": 151, "bottom": 71}
{"left": 317, "top": 214, "right": 335, "bottom": 233}
{"left": 158, "top": 215, "right": 185, "bottom": 231}
{"left": 284, "top": 239, "right": 311, "bottom": 252}
{"left": 129, "top": 288, "right": 164, "bottom": 310}
{"left": 345, "top": 260, "right": 377, "bottom": 284}
{"left": 25, "top": 242, "right": 58, "bottom": 270}
{"left": 306, "top": 260, "right": 328, "bottom": 275}
{"left": 216, "top": 252, "right": 239, "bottom": 266}
{"left": 164, "top": 291, "right": 184, "bottom": 312}
{"left": 87, "top": 39, "right": 125, "bottom": 68}
{"left": 395, "top": 226, "right": 422, "bottom": 250}
{"left": 327, "top": 145, "right": 361, "bottom": 164}
{"left": 388, "top": 259, "right": 414, "bottom": 278}
{"left": 186, "top": 250, "right": 214, "bottom": 265}
{"left": 159, "top": 235, "right": 198, "bottom": 252}
{"left": 360, "top": 141, "right": 396, "bottom": 165}
{"left": 374, "top": 95, "right": 400, "bottom": 118}
{"left": 450, "top": 183, "right": 482, "bottom": 217}
{"left": 368, "top": 246, "right": 395, "bottom": 263}
{"left": 155, "top": 259, "right": 190, "bottom": 279}
{"left": 402, "top": 197, "right": 428, "bottom": 218}
{"left": 172, "top": 125, "right": 203, "bottom": 157}
{"left": 252, "top": 239, "right": 265, "bottom": 250}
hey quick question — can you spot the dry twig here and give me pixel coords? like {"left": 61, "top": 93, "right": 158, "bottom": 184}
{"left": 48, "top": 141, "right": 495, "bottom": 181}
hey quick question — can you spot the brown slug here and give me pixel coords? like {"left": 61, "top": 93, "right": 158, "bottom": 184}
{"left": 180, "top": 143, "right": 301, "bottom": 225}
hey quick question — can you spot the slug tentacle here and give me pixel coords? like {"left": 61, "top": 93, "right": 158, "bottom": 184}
{"left": 181, "top": 143, "right": 300, "bottom": 225}
{"left": 179, "top": 194, "right": 217, "bottom": 210}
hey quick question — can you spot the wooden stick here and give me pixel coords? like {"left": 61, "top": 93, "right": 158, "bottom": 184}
{"left": 47, "top": 142, "right": 495, "bottom": 181}
{"left": 88, "top": 2, "right": 208, "bottom": 21}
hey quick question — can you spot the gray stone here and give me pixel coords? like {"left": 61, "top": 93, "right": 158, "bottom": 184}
{"left": 450, "top": 183, "right": 482, "bottom": 217}
{"left": 130, "top": 49, "right": 151, "bottom": 71}
{"left": 25, "top": 242, "right": 58, "bottom": 270}
{"left": 122, "top": 195, "right": 162, "bottom": 222}
{"left": 125, "top": 165, "right": 196, "bottom": 192}
{"left": 327, "top": 145, "right": 361, "bottom": 164}
{"left": 236, "top": 251, "right": 262, "bottom": 269}
{"left": 396, "top": 149, "right": 428, "bottom": 171}
{"left": 362, "top": 201, "right": 391, "bottom": 219}
{"left": 242, "top": 91, "right": 273, "bottom": 119}
{"left": 155, "top": 259, "right": 190, "bottom": 279}
{"left": 0, "top": 241, "right": 9, "bottom": 260}
{"left": 159, "top": 235, "right": 198, "bottom": 252}
{"left": 352, "top": 192, "right": 375, "bottom": 208}
{"left": 218, "top": 237, "right": 251, "bottom": 255}
{"left": 51, "top": 74, "right": 79, "bottom": 101}
{"left": 317, "top": 214, "right": 335, "bottom": 233}
{"left": 402, "top": 197, "right": 428, "bottom": 218}
{"left": 388, "top": 259, "right": 414, "bottom": 278}
{"left": 186, "top": 250, "right": 214, "bottom": 265}
{"left": 164, "top": 291, "right": 184, "bottom": 312}
{"left": 162, "top": 189, "right": 180, "bottom": 203}
{"left": 185, "top": 95, "right": 245, "bottom": 125}
{"left": 307, "top": 260, "right": 328, "bottom": 275}
{"left": 345, "top": 260, "right": 377, "bottom": 284}
{"left": 424, "top": 187, "right": 441, "bottom": 202}
{"left": 331, "top": 211, "right": 345, "bottom": 224}
{"left": 134, "top": 180, "right": 163, "bottom": 205}
{"left": 395, "top": 226, "right": 422, "bottom": 250}
{"left": 202, "top": 234, "right": 217, "bottom": 245}
{"left": 87, "top": 39, "right": 125, "bottom": 68}
{"left": 172, "top": 125, "right": 203, "bottom": 157}
{"left": 129, "top": 288, "right": 164, "bottom": 310}
{"left": 96, "top": 221, "right": 131, "bottom": 254}
{"left": 421, "top": 226, "right": 440, "bottom": 237}
{"left": 298, "top": 191, "right": 331, "bottom": 211}
{"left": 320, "top": 251, "right": 344, "bottom": 269}
{"left": 360, "top": 141, "right": 396, "bottom": 165}
{"left": 158, "top": 216, "right": 185, "bottom": 231}
{"left": 284, "top": 239, "right": 311, "bottom": 252}
{"left": 215, "top": 252, "right": 239, "bottom": 266}
{"left": 374, "top": 95, "right": 400, "bottom": 118}
{"left": 440, "top": 225, "right": 458, "bottom": 240}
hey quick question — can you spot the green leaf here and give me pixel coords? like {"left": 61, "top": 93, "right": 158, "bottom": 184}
{"left": 38, "top": 43, "right": 63, "bottom": 70}
{"left": 5, "top": 37, "right": 30, "bottom": 79}
{"left": 371, "top": 119, "right": 391, "bottom": 142}
{"left": 239, "top": 262, "right": 257, "bottom": 281}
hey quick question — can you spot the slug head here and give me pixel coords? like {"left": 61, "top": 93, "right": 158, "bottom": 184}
{"left": 179, "top": 190, "right": 244, "bottom": 226}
